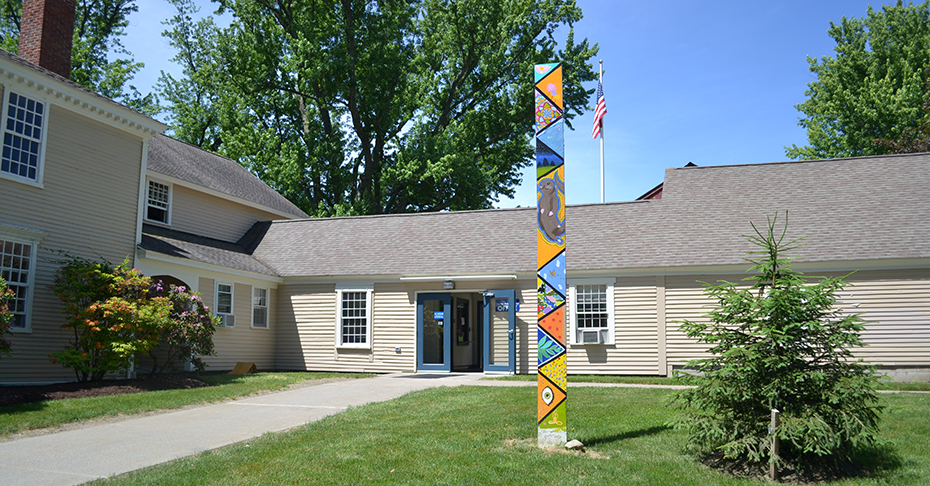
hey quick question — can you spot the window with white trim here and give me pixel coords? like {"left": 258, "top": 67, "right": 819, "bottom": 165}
{"left": 337, "top": 289, "right": 372, "bottom": 348}
{"left": 0, "top": 238, "right": 34, "bottom": 331}
{"left": 252, "top": 288, "right": 268, "bottom": 329}
{"left": 0, "top": 91, "right": 46, "bottom": 183}
{"left": 568, "top": 279, "right": 615, "bottom": 345}
{"left": 146, "top": 180, "right": 171, "bottom": 224}
{"left": 216, "top": 283, "right": 233, "bottom": 315}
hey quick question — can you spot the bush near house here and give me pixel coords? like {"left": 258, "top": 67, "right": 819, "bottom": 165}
{"left": 145, "top": 281, "right": 216, "bottom": 375}
{"left": 0, "top": 276, "right": 13, "bottom": 356}
{"left": 50, "top": 256, "right": 216, "bottom": 381}
{"left": 673, "top": 214, "right": 883, "bottom": 479}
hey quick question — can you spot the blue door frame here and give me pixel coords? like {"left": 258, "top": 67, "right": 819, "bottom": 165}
{"left": 483, "top": 289, "right": 516, "bottom": 373}
{"left": 416, "top": 293, "right": 452, "bottom": 371}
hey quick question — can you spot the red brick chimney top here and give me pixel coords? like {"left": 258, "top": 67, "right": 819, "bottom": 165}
{"left": 18, "top": 0, "right": 76, "bottom": 79}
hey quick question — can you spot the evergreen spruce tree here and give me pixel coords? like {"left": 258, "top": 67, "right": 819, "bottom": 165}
{"left": 675, "top": 213, "right": 882, "bottom": 479}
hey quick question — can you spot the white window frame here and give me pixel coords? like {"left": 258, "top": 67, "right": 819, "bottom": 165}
{"left": 215, "top": 282, "right": 234, "bottom": 315}
{"left": 0, "top": 224, "right": 44, "bottom": 333}
{"left": 252, "top": 287, "right": 269, "bottom": 329}
{"left": 336, "top": 288, "right": 372, "bottom": 349}
{"left": 568, "top": 278, "right": 616, "bottom": 345}
{"left": 144, "top": 179, "right": 172, "bottom": 225}
{"left": 0, "top": 89, "right": 49, "bottom": 186}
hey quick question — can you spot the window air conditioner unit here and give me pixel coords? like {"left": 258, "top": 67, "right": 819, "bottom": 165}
{"left": 580, "top": 329, "right": 602, "bottom": 344}
{"left": 218, "top": 314, "right": 236, "bottom": 328}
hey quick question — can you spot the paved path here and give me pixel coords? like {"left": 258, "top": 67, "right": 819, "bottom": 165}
{"left": 3, "top": 375, "right": 921, "bottom": 485}
{"left": 0, "top": 373, "right": 484, "bottom": 486}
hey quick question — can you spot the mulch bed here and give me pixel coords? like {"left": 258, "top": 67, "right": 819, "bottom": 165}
{"left": 0, "top": 375, "right": 214, "bottom": 408}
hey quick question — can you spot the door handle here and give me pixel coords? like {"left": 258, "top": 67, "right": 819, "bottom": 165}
{"left": 509, "top": 329, "right": 514, "bottom": 340}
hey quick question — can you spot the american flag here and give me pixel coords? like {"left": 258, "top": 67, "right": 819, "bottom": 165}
{"left": 592, "top": 79, "right": 607, "bottom": 139}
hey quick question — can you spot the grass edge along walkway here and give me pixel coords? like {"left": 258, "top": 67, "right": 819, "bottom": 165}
{"left": 0, "top": 372, "right": 372, "bottom": 437}
{"left": 93, "top": 386, "right": 930, "bottom": 486}
{"left": 485, "top": 374, "right": 930, "bottom": 391}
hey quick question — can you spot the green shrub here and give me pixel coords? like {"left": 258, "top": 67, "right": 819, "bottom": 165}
{"left": 673, "top": 213, "right": 882, "bottom": 477}
{"left": 50, "top": 256, "right": 216, "bottom": 381}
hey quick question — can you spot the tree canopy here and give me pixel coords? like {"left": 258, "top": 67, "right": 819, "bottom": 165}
{"left": 787, "top": 0, "right": 930, "bottom": 160}
{"left": 0, "top": 0, "right": 157, "bottom": 114}
{"left": 159, "top": 0, "right": 598, "bottom": 216}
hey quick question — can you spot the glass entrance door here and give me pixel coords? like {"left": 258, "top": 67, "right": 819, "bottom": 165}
{"left": 417, "top": 293, "right": 452, "bottom": 371}
{"left": 483, "top": 290, "right": 516, "bottom": 373}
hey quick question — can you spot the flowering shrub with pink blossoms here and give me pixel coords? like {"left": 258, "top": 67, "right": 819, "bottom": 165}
{"left": 0, "top": 277, "right": 14, "bottom": 357}
{"left": 50, "top": 256, "right": 216, "bottom": 381}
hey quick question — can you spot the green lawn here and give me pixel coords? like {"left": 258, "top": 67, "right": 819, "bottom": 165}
{"left": 0, "top": 372, "right": 371, "bottom": 436}
{"left": 486, "top": 374, "right": 693, "bottom": 386}
{"left": 95, "top": 387, "right": 930, "bottom": 485}
{"left": 487, "top": 374, "right": 930, "bottom": 391}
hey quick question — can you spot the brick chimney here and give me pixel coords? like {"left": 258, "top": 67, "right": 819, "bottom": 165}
{"left": 18, "top": 0, "right": 76, "bottom": 79}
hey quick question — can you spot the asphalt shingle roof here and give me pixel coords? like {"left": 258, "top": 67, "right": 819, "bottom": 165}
{"left": 140, "top": 224, "right": 278, "bottom": 276}
{"left": 248, "top": 153, "right": 930, "bottom": 277}
{"left": 147, "top": 134, "right": 308, "bottom": 219}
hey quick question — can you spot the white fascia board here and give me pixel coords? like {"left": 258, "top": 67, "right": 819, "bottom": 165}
{"left": 145, "top": 170, "right": 305, "bottom": 220}
{"left": 399, "top": 274, "right": 519, "bottom": 282}
{"left": 0, "top": 61, "right": 167, "bottom": 139}
{"left": 136, "top": 248, "right": 283, "bottom": 284}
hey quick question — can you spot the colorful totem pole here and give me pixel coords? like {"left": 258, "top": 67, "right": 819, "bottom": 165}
{"left": 534, "top": 62, "right": 567, "bottom": 448}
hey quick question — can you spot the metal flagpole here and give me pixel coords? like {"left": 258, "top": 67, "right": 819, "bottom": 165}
{"left": 599, "top": 60, "right": 604, "bottom": 204}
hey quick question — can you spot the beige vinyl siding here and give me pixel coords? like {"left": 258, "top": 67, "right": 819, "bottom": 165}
{"left": 198, "top": 281, "right": 276, "bottom": 372}
{"left": 658, "top": 269, "right": 930, "bottom": 373}
{"left": 664, "top": 274, "right": 733, "bottom": 368}
{"left": 566, "top": 276, "right": 659, "bottom": 375}
{"left": 167, "top": 184, "right": 284, "bottom": 242}
{"left": 274, "top": 283, "right": 337, "bottom": 371}
{"left": 273, "top": 279, "right": 536, "bottom": 373}
{"left": 0, "top": 103, "right": 144, "bottom": 383}
{"left": 838, "top": 269, "right": 930, "bottom": 366}
{"left": 371, "top": 282, "right": 416, "bottom": 371}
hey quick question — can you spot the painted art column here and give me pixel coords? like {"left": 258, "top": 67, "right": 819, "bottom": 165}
{"left": 534, "top": 62, "right": 567, "bottom": 448}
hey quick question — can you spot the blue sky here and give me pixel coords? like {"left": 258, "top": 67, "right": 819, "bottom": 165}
{"left": 122, "top": 0, "right": 904, "bottom": 208}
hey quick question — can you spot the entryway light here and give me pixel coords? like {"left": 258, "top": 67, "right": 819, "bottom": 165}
{"left": 443, "top": 281, "right": 455, "bottom": 290}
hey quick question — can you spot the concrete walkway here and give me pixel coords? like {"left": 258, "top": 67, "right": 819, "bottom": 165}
{"left": 0, "top": 373, "right": 485, "bottom": 486}
{"left": 6, "top": 374, "right": 914, "bottom": 485}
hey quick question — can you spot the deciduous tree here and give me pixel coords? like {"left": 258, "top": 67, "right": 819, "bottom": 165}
{"left": 0, "top": 0, "right": 157, "bottom": 114}
{"left": 787, "top": 1, "right": 930, "bottom": 160}
{"left": 159, "top": 0, "right": 598, "bottom": 216}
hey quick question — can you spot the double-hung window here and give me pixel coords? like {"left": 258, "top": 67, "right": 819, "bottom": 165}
{"left": 1, "top": 91, "right": 47, "bottom": 184}
{"left": 568, "top": 278, "right": 615, "bottom": 345}
{"left": 337, "top": 288, "right": 372, "bottom": 348}
{"left": 0, "top": 237, "right": 35, "bottom": 331}
{"left": 146, "top": 180, "right": 171, "bottom": 224}
{"left": 252, "top": 288, "right": 268, "bottom": 329}
{"left": 215, "top": 282, "right": 234, "bottom": 327}
{"left": 216, "top": 283, "right": 233, "bottom": 315}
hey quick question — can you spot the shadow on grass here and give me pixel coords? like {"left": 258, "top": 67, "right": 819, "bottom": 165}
{"left": 0, "top": 400, "right": 46, "bottom": 415}
{"left": 584, "top": 424, "right": 671, "bottom": 447}
{"left": 701, "top": 442, "right": 905, "bottom": 483}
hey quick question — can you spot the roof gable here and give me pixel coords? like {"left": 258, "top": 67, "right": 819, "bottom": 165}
{"left": 147, "top": 134, "right": 308, "bottom": 219}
